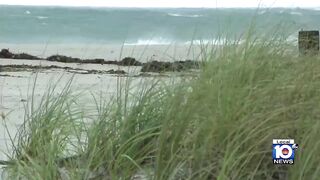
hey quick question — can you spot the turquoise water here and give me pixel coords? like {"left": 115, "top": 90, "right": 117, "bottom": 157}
{"left": 0, "top": 5, "right": 320, "bottom": 44}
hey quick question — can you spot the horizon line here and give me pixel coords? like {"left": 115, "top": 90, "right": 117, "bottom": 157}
{"left": 0, "top": 4, "right": 319, "bottom": 9}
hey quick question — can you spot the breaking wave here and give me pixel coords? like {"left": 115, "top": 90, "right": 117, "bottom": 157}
{"left": 167, "top": 13, "right": 203, "bottom": 18}
{"left": 124, "top": 38, "right": 172, "bottom": 45}
{"left": 37, "top": 16, "right": 49, "bottom": 19}
{"left": 290, "top": 11, "right": 303, "bottom": 16}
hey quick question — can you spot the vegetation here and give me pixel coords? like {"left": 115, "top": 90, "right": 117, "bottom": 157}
{"left": 1, "top": 35, "right": 320, "bottom": 180}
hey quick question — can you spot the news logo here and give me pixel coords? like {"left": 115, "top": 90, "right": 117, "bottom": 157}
{"left": 273, "top": 139, "right": 298, "bottom": 165}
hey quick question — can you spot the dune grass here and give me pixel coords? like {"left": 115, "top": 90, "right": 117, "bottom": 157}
{"left": 1, "top": 35, "right": 320, "bottom": 180}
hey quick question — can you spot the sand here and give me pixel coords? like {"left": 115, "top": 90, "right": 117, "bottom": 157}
{"left": 0, "top": 43, "right": 202, "bottom": 179}
{"left": 0, "top": 59, "right": 186, "bottom": 165}
{"left": 0, "top": 42, "right": 201, "bottom": 170}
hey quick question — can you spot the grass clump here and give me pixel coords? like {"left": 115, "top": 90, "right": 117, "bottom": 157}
{"left": 2, "top": 36, "right": 320, "bottom": 180}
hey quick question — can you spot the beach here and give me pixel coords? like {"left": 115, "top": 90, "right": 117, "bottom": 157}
{"left": 0, "top": 43, "right": 201, "bottom": 163}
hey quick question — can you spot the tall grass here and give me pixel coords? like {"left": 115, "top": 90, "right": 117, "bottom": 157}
{"left": 2, "top": 35, "right": 320, "bottom": 180}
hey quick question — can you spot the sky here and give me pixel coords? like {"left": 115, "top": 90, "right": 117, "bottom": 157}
{"left": 0, "top": 0, "right": 319, "bottom": 8}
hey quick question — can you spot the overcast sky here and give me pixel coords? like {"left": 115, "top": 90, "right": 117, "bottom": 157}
{"left": 0, "top": 0, "right": 319, "bottom": 8}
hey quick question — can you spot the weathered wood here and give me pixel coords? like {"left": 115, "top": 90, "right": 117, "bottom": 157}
{"left": 299, "top": 30, "right": 319, "bottom": 56}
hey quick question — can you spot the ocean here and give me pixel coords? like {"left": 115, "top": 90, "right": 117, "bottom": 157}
{"left": 1, "top": 5, "right": 320, "bottom": 45}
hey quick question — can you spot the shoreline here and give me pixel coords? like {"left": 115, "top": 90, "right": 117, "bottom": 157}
{"left": 0, "top": 43, "right": 205, "bottom": 62}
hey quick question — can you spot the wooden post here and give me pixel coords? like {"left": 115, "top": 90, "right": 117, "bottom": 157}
{"left": 298, "top": 30, "right": 319, "bottom": 56}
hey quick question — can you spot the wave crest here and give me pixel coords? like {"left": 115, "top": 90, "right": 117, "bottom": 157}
{"left": 167, "top": 13, "right": 203, "bottom": 18}
{"left": 37, "top": 16, "right": 49, "bottom": 19}
{"left": 290, "top": 11, "right": 303, "bottom": 16}
{"left": 124, "top": 39, "right": 172, "bottom": 45}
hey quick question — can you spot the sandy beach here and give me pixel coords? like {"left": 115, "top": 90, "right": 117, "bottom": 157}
{"left": 0, "top": 67, "right": 118, "bottom": 160}
{"left": 0, "top": 50, "right": 194, "bottom": 162}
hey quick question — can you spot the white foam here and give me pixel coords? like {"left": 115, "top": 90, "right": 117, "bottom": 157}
{"left": 290, "top": 11, "right": 303, "bottom": 16}
{"left": 185, "top": 39, "right": 213, "bottom": 45}
{"left": 184, "top": 38, "right": 239, "bottom": 46}
{"left": 25, "top": 10, "right": 31, "bottom": 14}
{"left": 37, "top": 16, "right": 49, "bottom": 19}
{"left": 124, "top": 38, "right": 172, "bottom": 45}
{"left": 167, "top": 13, "right": 203, "bottom": 18}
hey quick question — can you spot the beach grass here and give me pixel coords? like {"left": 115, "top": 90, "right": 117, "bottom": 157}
{"left": 1, "top": 35, "right": 320, "bottom": 180}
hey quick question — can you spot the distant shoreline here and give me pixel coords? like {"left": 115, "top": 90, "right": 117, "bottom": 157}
{"left": 0, "top": 43, "right": 204, "bottom": 62}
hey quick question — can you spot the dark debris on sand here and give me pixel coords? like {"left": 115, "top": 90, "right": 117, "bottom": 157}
{"left": 47, "top": 55, "right": 81, "bottom": 63}
{"left": 0, "top": 49, "right": 41, "bottom": 60}
{"left": 141, "top": 60, "right": 200, "bottom": 72}
{"left": 0, "top": 48, "right": 201, "bottom": 73}
{"left": 0, "top": 64, "right": 127, "bottom": 75}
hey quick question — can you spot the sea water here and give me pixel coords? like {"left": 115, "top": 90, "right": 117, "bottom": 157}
{"left": 0, "top": 5, "right": 320, "bottom": 45}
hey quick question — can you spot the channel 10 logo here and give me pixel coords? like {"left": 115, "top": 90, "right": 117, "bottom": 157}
{"left": 273, "top": 139, "right": 298, "bottom": 165}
